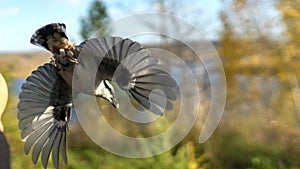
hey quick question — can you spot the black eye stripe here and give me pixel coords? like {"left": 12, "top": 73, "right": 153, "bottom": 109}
{"left": 103, "top": 80, "right": 113, "bottom": 94}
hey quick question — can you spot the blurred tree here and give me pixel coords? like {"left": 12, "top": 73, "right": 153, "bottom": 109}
{"left": 277, "top": 0, "right": 300, "bottom": 116}
{"left": 80, "top": 0, "right": 110, "bottom": 39}
{"left": 218, "top": 0, "right": 284, "bottom": 101}
{"left": 209, "top": 0, "right": 300, "bottom": 168}
{"left": 104, "top": 0, "right": 211, "bottom": 58}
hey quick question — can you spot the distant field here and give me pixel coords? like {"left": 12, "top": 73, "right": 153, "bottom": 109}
{"left": 0, "top": 51, "right": 51, "bottom": 78}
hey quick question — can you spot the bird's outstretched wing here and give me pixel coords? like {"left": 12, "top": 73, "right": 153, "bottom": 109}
{"left": 17, "top": 63, "right": 72, "bottom": 169}
{"left": 78, "top": 37, "right": 177, "bottom": 115}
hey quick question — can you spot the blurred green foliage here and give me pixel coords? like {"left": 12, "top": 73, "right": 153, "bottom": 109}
{"left": 3, "top": 92, "right": 211, "bottom": 169}
{"left": 80, "top": 0, "right": 110, "bottom": 39}
{"left": 206, "top": 0, "right": 300, "bottom": 169}
{"left": 3, "top": 0, "right": 300, "bottom": 168}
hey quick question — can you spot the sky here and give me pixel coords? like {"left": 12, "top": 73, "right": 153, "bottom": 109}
{"left": 0, "top": 0, "right": 222, "bottom": 52}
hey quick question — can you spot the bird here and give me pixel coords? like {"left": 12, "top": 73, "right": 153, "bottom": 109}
{"left": 17, "top": 23, "right": 176, "bottom": 169}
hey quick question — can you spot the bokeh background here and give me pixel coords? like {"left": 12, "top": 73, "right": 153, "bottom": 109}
{"left": 1, "top": 0, "right": 300, "bottom": 168}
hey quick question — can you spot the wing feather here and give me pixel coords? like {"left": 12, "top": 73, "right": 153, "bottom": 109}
{"left": 79, "top": 37, "right": 177, "bottom": 114}
{"left": 17, "top": 63, "right": 72, "bottom": 168}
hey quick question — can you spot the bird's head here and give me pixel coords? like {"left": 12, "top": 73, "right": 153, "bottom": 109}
{"left": 95, "top": 80, "right": 119, "bottom": 108}
{"left": 30, "top": 23, "right": 75, "bottom": 55}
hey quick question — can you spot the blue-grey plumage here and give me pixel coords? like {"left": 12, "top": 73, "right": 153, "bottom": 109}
{"left": 18, "top": 23, "right": 177, "bottom": 169}
{"left": 79, "top": 37, "right": 176, "bottom": 114}
{"left": 18, "top": 63, "right": 71, "bottom": 169}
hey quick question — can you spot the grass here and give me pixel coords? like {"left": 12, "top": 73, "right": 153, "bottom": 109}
{"left": 0, "top": 51, "right": 50, "bottom": 78}
{"left": 0, "top": 52, "right": 206, "bottom": 169}
{"left": 2, "top": 51, "right": 300, "bottom": 169}
{"left": 3, "top": 94, "right": 206, "bottom": 169}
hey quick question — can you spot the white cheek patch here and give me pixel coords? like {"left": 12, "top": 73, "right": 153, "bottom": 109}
{"left": 95, "top": 81, "right": 105, "bottom": 96}
{"left": 95, "top": 81, "right": 113, "bottom": 100}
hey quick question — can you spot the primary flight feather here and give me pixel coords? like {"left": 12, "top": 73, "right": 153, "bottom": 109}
{"left": 17, "top": 23, "right": 176, "bottom": 169}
